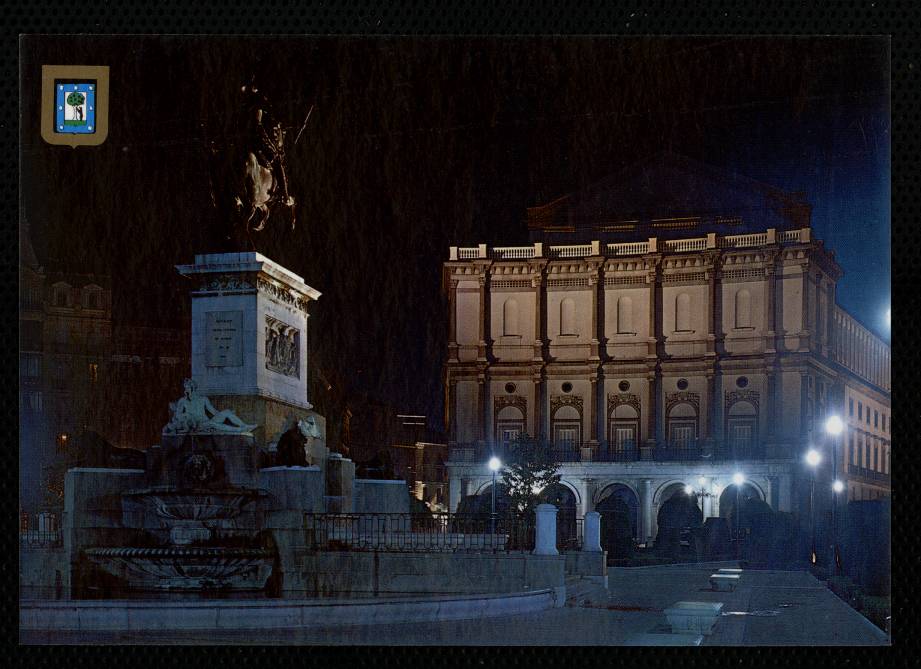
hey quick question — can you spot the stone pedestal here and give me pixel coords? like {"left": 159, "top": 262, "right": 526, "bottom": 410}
{"left": 582, "top": 511, "right": 602, "bottom": 552}
{"left": 176, "top": 253, "right": 322, "bottom": 448}
{"left": 533, "top": 503, "right": 559, "bottom": 556}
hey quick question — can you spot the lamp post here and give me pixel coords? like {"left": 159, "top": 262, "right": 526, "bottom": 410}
{"left": 488, "top": 456, "right": 502, "bottom": 535}
{"left": 806, "top": 448, "right": 821, "bottom": 565}
{"left": 732, "top": 472, "right": 745, "bottom": 560}
{"left": 825, "top": 415, "right": 844, "bottom": 574}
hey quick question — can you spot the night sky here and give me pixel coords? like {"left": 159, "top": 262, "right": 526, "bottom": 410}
{"left": 20, "top": 36, "right": 890, "bottom": 430}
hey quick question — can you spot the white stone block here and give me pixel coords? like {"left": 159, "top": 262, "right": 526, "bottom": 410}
{"left": 710, "top": 574, "right": 740, "bottom": 592}
{"left": 664, "top": 601, "right": 724, "bottom": 635}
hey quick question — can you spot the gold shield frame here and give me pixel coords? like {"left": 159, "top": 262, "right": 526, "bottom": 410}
{"left": 41, "top": 65, "right": 110, "bottom": 147}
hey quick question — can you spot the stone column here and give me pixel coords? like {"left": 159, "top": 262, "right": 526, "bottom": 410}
{"left": 448, "top": 278, "right": 459, "bottom": 362}
{"left": 448, "top": 379, "right": 458, "bottom": 443}
{"left": 704, "top": 372, "right": 716, "bottom": 447}
{"left": 764, "top": 250, "right": 777, "bottom": 352}
{"left": 801, "top": 264, "right": 812, "bottom": 351}
{"left": 448, "top": 476, "right": 462, "bottom": 512}
{"left": 582, "top": 511, "right": 602, "bottom": 552}
{"left": 705, "top": 250, "right": 720, "bottom": 356}
{"left": 532, "top": 373, "right": 543, "bottom": 440}
{"left": 646, "top": 372, "right": 658, "bottom": 448}
{"left": 768, "top": 475, "right": 780, "bottom": 510}
{"left": 643, "top": 478, "right": 654, "bottom": 545}
{"left": 533, "top": 503, "right": 559, "bottom": 556}
{"left": 765, "top": 369, "right": 776, "bottom": 441}
{"left": 477, "top": 374, "right": 487, "bottom": 447}
{"left": 477, "top": 269, "right": 490, "bottom": 361}
{"left": 589, "top": 260, "right": 602, "bottom": 361}
{"left": 532, "top": 262, "right": 546, "bottom": 362}
{"left": 588, "top": 372, "right": 599, "bottom": 452}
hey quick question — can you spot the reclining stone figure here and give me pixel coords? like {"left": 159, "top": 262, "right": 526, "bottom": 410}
{"left": 164, "top": 378, "right": 257, "bottom": 434}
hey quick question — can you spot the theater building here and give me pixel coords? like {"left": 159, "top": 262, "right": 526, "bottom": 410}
{"left": 442, "top": 154, "right": 890, "bottom": 544}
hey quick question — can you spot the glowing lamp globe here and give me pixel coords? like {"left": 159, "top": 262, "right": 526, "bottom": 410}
{"left": 488, "top": 456, "right": 502, "bottom": 472}
{"left": 833, "top": 480, "right": 845, "bottom": 493}
{"left": 806, "top": 449, "right": 821, "bottom": 467}
{"left": 825, "top": 415, "right": 844, "bottom": 436}
{"left": 732, "top": 472, "right": 745, "bottom": 487}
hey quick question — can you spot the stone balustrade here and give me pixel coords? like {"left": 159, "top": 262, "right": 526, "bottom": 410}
{"left": 449, "top": 227, "right": 811, "bottom": 261}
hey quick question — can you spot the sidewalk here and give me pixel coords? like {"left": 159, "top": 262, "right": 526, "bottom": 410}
{"left": 21, "top": 564, "right": 889, "bottom": 645}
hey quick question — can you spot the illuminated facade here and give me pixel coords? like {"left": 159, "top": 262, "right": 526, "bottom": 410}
{"left": 442, "top": 156, "right": 890, "bottom": 543}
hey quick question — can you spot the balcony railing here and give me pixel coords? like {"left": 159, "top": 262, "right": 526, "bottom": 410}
{"left": 847, "top": 464, "right": 891, "bottom": 484}
{"left": 449, "top": 440, "right": 769, "bottom": 464}
{"left": 450, "top": 228, "right": 811, "bottom": 262}
{"left": 20, "top": 511, "right": 63, "bottom": 548}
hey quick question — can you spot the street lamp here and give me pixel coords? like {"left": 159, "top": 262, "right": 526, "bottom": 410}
{"left": 806, "top": 449, "right": 821, "bottom": 565}
{"left": 825, "top": 416, "right": 844, "bottom": 575}
{"left": 732, "top": 472, "right": 745, "bottom": 559}
{"left": 488, "top": 456, "right": 502, "bottom": 535}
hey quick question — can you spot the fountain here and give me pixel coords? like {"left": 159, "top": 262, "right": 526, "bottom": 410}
{"left": 66, "top": 252, "right": 349, "bottom": 598}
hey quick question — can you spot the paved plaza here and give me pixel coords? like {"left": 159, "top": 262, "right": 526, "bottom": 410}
{"left": 22, "top": 564, "right": 888, "bottom": 645}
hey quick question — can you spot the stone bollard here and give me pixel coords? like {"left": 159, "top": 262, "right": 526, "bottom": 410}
{"left": 533, "top": 503, "right": 559, "bottom": 556}
{"left": 582, "top": 511, "right": 602, "bottom": 552}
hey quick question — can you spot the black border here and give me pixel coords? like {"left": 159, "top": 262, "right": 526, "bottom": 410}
{"left": 8, "top": 1, "right": 917, "bottom": 667}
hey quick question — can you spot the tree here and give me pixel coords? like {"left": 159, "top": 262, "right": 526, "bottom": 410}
{"left": 66, "top": 91, "right": 86, "bottom": 123}
{"left": 500, "top": 433, "right": 562, "bottom": 519}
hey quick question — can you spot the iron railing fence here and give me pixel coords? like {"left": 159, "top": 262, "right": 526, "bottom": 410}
{"left": 303, "top": 512, "right": 585, "bottom": 554}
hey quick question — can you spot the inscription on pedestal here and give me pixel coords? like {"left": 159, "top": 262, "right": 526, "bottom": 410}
{"left": 265, "top": 315, "right": 300, "bottom": 378}
{"left": 205, "top": 310, "right": 243, "bottom": 367}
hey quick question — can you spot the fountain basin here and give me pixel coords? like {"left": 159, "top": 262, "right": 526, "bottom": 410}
{"left": 86, "top": 546, "right": 274, "bottom": 591}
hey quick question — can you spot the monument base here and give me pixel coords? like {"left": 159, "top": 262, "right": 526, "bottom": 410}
{"left": 207, "top": 394, "right": 327, "bottom": 453}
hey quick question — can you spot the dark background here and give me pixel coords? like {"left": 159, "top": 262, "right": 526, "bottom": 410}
{"left": 20, "top": 36, "right": 890, "bottom": 430}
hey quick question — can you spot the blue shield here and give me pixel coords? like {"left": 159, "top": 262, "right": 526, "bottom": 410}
{"left": 54, "top": 81, "right": 96, "bottom": 134}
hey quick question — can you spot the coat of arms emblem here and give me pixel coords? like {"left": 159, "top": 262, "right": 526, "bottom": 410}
{"left": 41, "top": 65, "right": 109, "bottom": 147}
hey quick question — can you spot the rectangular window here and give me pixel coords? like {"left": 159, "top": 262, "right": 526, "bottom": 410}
{"left": 727, "top": 418, "right": 756, "bottom": 457}
{"left": 874, "top": 445, "right": 879, "bottom": 471}
{"left": 849, "top": 398, "right": 854, "bottom": 417}
{"left": 865, "top": 443, "right": 871, "bottom": 471}
{"left": 668, "top": 421, "right": 696, "bottom": 449}
{"left": 850, "top": 434, "right": 856, "bottom": 465}
{"left": 867, "top": 410, "right": 871, "bottom": 425}
{"left": 858, "top": 402, "right": 862, "bottom": 420}
{"left": 26, "top": 390, "right": 42, "bottom": 412}
{"left": 874, "top": 410, "right": 879, "bottom": 428}
{"left": 609, "top": 421, "right": 638, "bottom": 454}
{"left": 882, "top": 414, "right": 886, "bottom": 433}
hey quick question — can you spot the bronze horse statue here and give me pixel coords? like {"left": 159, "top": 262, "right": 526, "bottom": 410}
{"left": 207, "top": 82, "right": 312, "bottom": 249}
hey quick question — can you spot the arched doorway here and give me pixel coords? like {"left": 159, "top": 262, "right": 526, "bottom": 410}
{"left": 655, "top": 484, "right": 703, "bottom": 556}
{"left": 718, "top": 482, "right": 766, "bottom": 533}
{"left": 540, "top": 482, "right": 578, "bottom": 550}
{"left": 596, "top": 484, "right": 640, "bottom": 557}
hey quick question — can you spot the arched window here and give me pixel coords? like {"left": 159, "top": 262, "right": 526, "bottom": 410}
{"left": 502, "top": 298, "right": 520, "bottom": 336}
{"left": 617, "top": 296, "right": 633, "bottom": 334}
{"left": 666, "top": 402, "right": 697, "bottom": 451}
{"left": 495, "top": 405, "right": 525, "bottom": 449}
{"left": 551, "top": 403, "right": 581, "bottom": 457}
{"left": 609, "top": 403, "right": 639, "bottom": 457}
{"left": 727, "top": 400, "right": 758, "bottom": 458}
{"left": 560, "top": 297, "right": 577, "bottom": 335}
{"left": 675, "top": 293, "right": 691, "bottom": 332}
{"left": 734, "top": 289, "right": 752, "bottom": 328}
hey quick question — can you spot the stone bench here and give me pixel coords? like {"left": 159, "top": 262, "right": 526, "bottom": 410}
{"left": 710, "top": 573, "right": 740, "bottom": 591}
{"left": 664, "top": 601, "right": 724, "bottom": 635}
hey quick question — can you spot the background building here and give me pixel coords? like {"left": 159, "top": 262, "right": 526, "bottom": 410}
{"left": 19, "top": 225, "right": 189, "bottom": 511}
{"left": 443, "top": 155, "right": 890, "bottom": 545}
